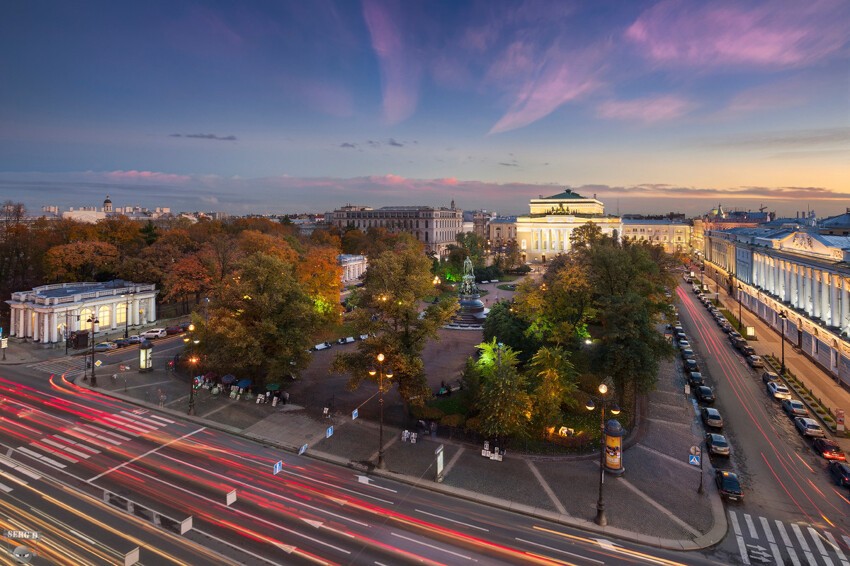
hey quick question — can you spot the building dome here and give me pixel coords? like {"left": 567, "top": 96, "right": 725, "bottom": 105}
{"left": 103, "top": 195, "right": 113, "bottom": 213}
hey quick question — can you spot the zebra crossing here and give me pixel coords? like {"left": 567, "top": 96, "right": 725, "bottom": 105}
{"left": 730, "top": 510, "right": 850, "bottom": 565}
{"left": 0, "top": 453, "right": 42, "bottom": 493}
{"left": 13, "top": 410, "right": 175, "bottom": 470}
{"left": 28, "top": 356, "right": 88, "bottom": 377}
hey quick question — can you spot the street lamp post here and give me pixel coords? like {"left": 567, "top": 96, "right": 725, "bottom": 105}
{"left": 185, "top": 324, "right": 198, "bottom": 415}
{"left": 368, "top": 354, "right": 393, "bottom": 470}
{"left": 88, "top": 316, "right": 99, "bottom": 386}
{"left": 779, "top": 310, "right": 787, "bottom": 374}
{"left": 122, "top": 293, "right": 134, "bottom": 339}
{"left": 585, "top": 382, "right": 620, "bottom": 527}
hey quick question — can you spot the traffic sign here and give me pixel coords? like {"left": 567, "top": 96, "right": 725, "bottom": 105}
{"left": 326, "top": 426, "right": 333, "bottom": 438}
{"left": 273, "top": 460, "right": 283, "bottom": 475}
{"left": 94, "top": 360, "right": 102, "bottom": 367}
{"left": 352, "top": 408, "right": 358, "bottom": 420}
{"left": 298, "top": 444, "right": 308, "bottom": 455}
{"left": 688, "top": 454, "right": 701, "bottom": 466}
{"left": 689, "top": 445, "right": 701, "bottom": 456}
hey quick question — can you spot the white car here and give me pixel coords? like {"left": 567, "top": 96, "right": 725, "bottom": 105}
{"left": 795, "top": 417, "right": 825, "bottom": 438}
{"left": 766, "top": 381, "right": 792, "bottom": 400}
{"left": 679, "top": 340, "right": 691, "bottom": 349}
{"left": 141, "top": 328, "right": 167, "bottom": 339}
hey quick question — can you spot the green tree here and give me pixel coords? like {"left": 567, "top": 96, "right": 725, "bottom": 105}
{"left": 196, "top": 252, "right": 318, "bottom": 385}
{"left": 332, "top": 235, "right": 458, "bottom": 406}
{"left": 474, "top": 339, "right": 531, "bottom": 440}
{"left": 527, "top": 346, "right": 578, "bottom": 434}
{"left": 482, "top": 300, "right": 540, "bottom": 364}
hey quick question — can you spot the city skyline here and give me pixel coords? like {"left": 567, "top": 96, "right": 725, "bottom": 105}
{"left": 1, "top": 1, "right": 848, "bottom": 217}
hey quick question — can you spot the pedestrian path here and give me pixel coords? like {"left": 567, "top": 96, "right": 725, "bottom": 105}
{"left": 13, "top": 410, "right": 173, "bottom": 470}
{"left": 729, "top": 510, "right": 850, "bottom": 566}
{"left": 0, "top": 453, "right": 42, "bottom": 493}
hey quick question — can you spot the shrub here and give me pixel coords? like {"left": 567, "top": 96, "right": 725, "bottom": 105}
{"left": 440, "top": 414, "right": 465, "bottom": 427}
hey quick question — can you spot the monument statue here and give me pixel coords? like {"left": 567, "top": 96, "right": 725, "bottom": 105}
{"left": 458, "top": 256, "right": 479, "bottom": 297}
{"left": 448, "top": 256, "right": 487, "bottom": 329}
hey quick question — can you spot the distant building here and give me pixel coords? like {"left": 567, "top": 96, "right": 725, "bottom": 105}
{"left": 59, "top": 195, "right": 172, "bottom": 223}
{"left": 7, "top": 280, "right": 157, "bottom": 344}
{"left": 515, "top": 189, "right": 620, "bottom": 263}
{"left": 339, "top": 254, "right": 368, "bottom": 285}
{"left": 488, "top": 216, "right": 518, "bottom": 250}
{"left": 329, "top": 202, "right": 462, "bottom": 257}
{"left": 621, "top": 218, "right": 691, "bottom": 254}
{"left": 819, "top": 208, "right": 850, "bottom": 236}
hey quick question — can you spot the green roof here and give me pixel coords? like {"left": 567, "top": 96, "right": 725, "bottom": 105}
{"left": 541, "top": 189, "right": 585, "bottom": 200}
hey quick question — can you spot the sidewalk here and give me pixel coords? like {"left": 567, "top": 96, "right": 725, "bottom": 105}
{"left": 2, "top": 332, "right": 728, "bottom": 552}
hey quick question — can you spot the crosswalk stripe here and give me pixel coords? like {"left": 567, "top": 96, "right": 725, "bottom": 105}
{"left": 141, "top": 412, "right": 174, "bottom": 425}
{"left": 30, "top": 441, "right": 78, "bottom": 463}
{"left": 776, "top": 521, "right": 801, "bottom": 566}
{"left": 53, "top": 434, "right": 100, "bottom": 454}
{"left": 760, "top": 517, "right": 776, "bottom": 544}
{"left": 791, "top": 523, "right": 817, "bottom": 566}
{"left": 40, "top": 437, "right": 90, "bottom": 459}
{"left": 108, "top": 413, "right": 157, "bottom": 430}
{"left": 824, "top": 532, "right": 849, "bottom": 566}
{"left": 809, "top": 527, "right": 835, "bottom": 566}
{"left": 0, "top": 482, "right": 12, "bottom": 492}
{"left": 0, "top": 456, "right": 41, "bottom": 480}
{"left": 729, "top": 512, "right": 750, "bottom": 565}
{"left": 73, "top": 427, "right": 121, "bottom": 446}
{"left": 101, "top": 415, "right": 151, "bottom": 434}
{"left": 80, "top": 423, "right": 132, "bottom": 442}
{"left": 745, "top": 513, "right": 758, "bottom": 538}
{"left": 17, "top": 446, "right": 67, "bottom": 469}
{"left": 69, "top": 427, "right": 117, "bottom": 448}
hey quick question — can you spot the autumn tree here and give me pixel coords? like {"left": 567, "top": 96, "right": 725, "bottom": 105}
{"left": 162, "top": 254, "right": 212, "bottom": 313}
{"left": 44, "top": 241, "right": 120, "bottom": 282}
{"left": 298, "top": 245, "right": 343, "bottom": 322}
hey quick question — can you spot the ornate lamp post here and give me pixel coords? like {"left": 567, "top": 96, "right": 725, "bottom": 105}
{"left": 585, "top": 382, "right": 620, "bottom": 527}
{"left": 779, "top": 310, "right": 787, "bottom": 374}
{"left": 184, "top": 324, "right": 199, "bottom": 415}
{"left": 87, "top": 316, "right": 99, "bottom": 386}
{"left": 368, "top": 353, "right": 393, "bottom": 470}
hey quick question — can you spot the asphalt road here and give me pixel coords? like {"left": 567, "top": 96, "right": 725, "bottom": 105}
{"left": 0, "top": 359, "right": 721, "bottom": 566}
{"left": 675, "top": 283, "right": 850, "bottom": 565}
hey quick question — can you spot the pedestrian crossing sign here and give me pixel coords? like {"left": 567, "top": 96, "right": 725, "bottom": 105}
{"left": 688, "top": 454, "right": 700, "bottom": 466}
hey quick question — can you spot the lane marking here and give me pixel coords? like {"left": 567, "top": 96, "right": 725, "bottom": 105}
{"left": 53, "top": 434, "right": 100, "bottom": 454}
{"left": 515, "top": 537, "right": 603, "bottom": 564}
{"left": 88, "top": 427, "right": 205, "bottom": 482}
{"left": 791, "top": 523, "right": 817, "bottom": 566}
{"left": 29, "top": 442, "right": 78, "bottom": 463}
{"left": 100, "top": 415, "right": 152, "bottom": 434}
{"left": 80, "top": 424, "right": 131, "bottom": 442}
{"left": 729, "top": 511, "right": 750, "bottom": 565}
{"left": 105, "top": 413, "right": 157, "bottom": 431}
{"left": 40, "top": 437, "right": 90, "bottom": 459}
{"left": 0, "top": 455, "right": 41, "bottom": 480}
{"left": 809, "top": 527, "right": 835, "bottom": 566}
{"left": 391, "top": 532, "right": 475, "bottom": 561}
{"left": 824, "top": 532, "right": 849, "bottom": 566}
{"left": 70, "top": 427, "right": 118, "bottom": 447}
{"left": 525, "top": 461, "right": 567, "bottom": 515}
{"left": 760, "top": 516, "right": 776, "bottom": 545}
{"left": 0, "top": 481, "right": 12, "bottom": 492}
{"left": 775, "top": 521, "right": 801, "bottom": 566}
{"left": 16, "top": 446, "right": 66, "bottom": 469}
{"left": 744, "top": 513, "right": 758, "bottom": 538}
{"left": 414, "top": 509, "right": 489, "bottom": 532}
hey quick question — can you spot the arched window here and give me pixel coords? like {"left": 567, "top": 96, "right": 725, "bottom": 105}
{"left": 79, "top": 308, "right": 94, "bottom": 331}
{"left": 117, "top": 302, "right": 128, "bottom": 326}
{"left": 98, "top": 305, "right": 111, "bottom": 328}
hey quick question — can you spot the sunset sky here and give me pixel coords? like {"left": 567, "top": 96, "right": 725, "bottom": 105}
{"left": 1, "top": 1, "right": 848, "bottom": 217}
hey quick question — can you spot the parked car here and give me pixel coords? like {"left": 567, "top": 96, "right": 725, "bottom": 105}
{"left": 681, "top": 348, "right": 695, "bottom": 360}
{"left": 813, "top": 438, "right": 846, "bottom": 461}
{"left": 795, "top": 417, "right": 825, "bottom": 438}
{"left": 357, "top": 334, "right": 369, "bottom": 341}
{"left": 113, "top": 338, "right": 131, "bottom": 348}
{"left": 688, "top": 372, "right": 705, "bottom": 386}
{"left": 312, "top": 342, "right": 333, "bottom": 351}
{"left": 336, "top": 336, "right": 355, "bottom": 345}
{"left": 828, "top": 461, "right": 850, "bottom": 486}
{"left": 165, "top": 325, "right": 183, "bottom": 335}
{"left": 679, "top": 340, "right": 691, "bottom": 350}
{"left": 746, "top": 355, "right": 765, "bottom": 368}
{"left": 740, "top": 346, "right": 756, "bottom": 357}
{"left": 728, "top": 331, "right": 742, "bottom": 341}
{"left": 179, "top": 321, "right": 193, "bottom": 331}
{"left": 695, "top": 386, "right": 715, "bottom": 404}
{"left": 762, "top": 371, "right": 780, "bottom": 383}
{"left": 141, "top": 328, "right": 167, "bottom": 339}
{"left": 93, "top": 341, "right": 117, "bottom": 352}
{"left": 702, "top": 407, "right": 723, "bottom": 428}
{"left": 730, "top": 337, "right": 747, "bottom": 349}
{"left": 705, "top": 433, "right": 730, "bottom": 457}
{"left": 715, "top": 470, "right": 744, "bottom": 501}
{"left": 781, "top": 399, "right": 808, "bottom": 418}
{"left": 684, "top": 359, "right": 700, "bottom": 373}
{"left": 127, "top": 335, "right": 142, "bottom": 344}
{"left": 766, "top": 381, "right": 792, "bottom": 400}
{"left": 720, "top": 323, "right": 733, "bottom": 333}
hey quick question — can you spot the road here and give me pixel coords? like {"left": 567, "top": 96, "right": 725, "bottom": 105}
{"left": 0, "top": 359, "right": 719, "bottom": 565}
{"left": 676, "top": 283, "right": 850, "bottom": 566}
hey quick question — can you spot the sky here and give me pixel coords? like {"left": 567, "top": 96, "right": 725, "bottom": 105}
{"left": 1, "top": 0, "right": 849, "bottom": 218}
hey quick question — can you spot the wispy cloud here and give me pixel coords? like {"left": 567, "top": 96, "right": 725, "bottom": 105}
{"left": 363, "top": 0, "right": 421, "bottom": 124}
{"left": 340, "top": 142, "right": 357, "bottom": 149}
{"left": 626, "top": 0, "right": 849, "bottom": 69}
{"left": 170, "top": 133, "right": 237, "bottom": 141}
{"left": 701, "top": 127, "right": 850, "bottom": 149}
{"left": 387, "top": 138, "right": 404, "bottom": 147}
{"left": 597, "top": 95, "right": 694, "bottom": 123}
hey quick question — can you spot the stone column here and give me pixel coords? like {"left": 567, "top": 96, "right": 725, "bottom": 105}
{"left": 9, "top": 305, "right": 16, "bottom": 336}
{"left": 812, "top": 271, "right": 822, "bottom": 320}
{"left": 830, "top": 273, "right": 839, "bottom": 328}
{"left": 842, "top": 278, "right": 850, "bottom": 333}
{"left": 149, "top": 297, "right": 156, "bottom": 323}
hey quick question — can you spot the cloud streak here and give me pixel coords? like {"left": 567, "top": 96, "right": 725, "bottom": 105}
{"left": 170, "top": 133, "right": 237, "bottom": 141}
{"left": 597, "top": 95, "right": 694, "bottom": 123}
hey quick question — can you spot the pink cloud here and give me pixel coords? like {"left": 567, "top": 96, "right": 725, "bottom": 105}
{"left": 597, "top": 95, "right": 695, "bottom": 123}
{"left": 488, "top": 43, "right": 604, "bottom": 134}
{"left": 362, "top": 0, "right": 421, "bottom": 124}
{"left": 369, "top": 174, "right": 408, "bottom": 185}
{"left": 626, "top": 0, "right": 849, "bottom": 69}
